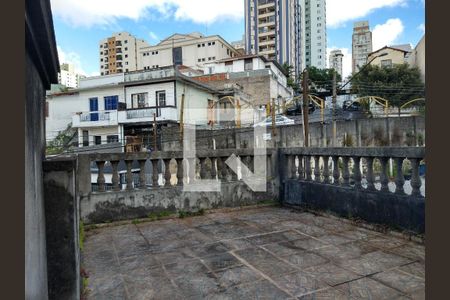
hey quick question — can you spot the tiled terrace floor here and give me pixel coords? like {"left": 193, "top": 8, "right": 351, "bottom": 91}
{"left": 83, "top": 207, "right": 425, "bottom": 299}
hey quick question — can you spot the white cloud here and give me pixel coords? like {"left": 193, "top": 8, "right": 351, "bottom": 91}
{"left": 51, "top": 0, "right": 244, "bottom": 28}
{"left": 372, "top": 18, "right": 404, "bottom": 51}
{"left": 57, "top": 46, "right": 87, "bottom": 76}
{"left": 327, "top": 0, "right": 407, "bottom": 28}
{"left": 327, "top": 47, "right": 352, "bottom": 80}
{"left": 417, "top": 23, "right": 425, "bottom": 33}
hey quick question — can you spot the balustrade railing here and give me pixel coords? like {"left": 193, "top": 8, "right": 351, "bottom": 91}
{"left": 83, "top": 149, "right": 276, "bottom": 193}
{"left": 281, "top": 147, "right": 425, "bottom": 197}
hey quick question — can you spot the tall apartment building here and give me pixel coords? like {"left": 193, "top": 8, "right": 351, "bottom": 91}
{"left": 58, "top": 63, "right": 84, "bottom": 88}
{"left": 328, "top": 49, "right": 344, "bottom": 79}
{"left": 138, "top": 32, "right": 239, "bottom": 70}
{"left": 301, "top": 0, "right": 327, "bottom": 69}
{"left": 99, "top": 32, "right": 150, "bottom": 76}
{"left": 244, "top": 0, "right": 302, "bottom": 77}
{"left": 352, "top": 21, "right": 373, "bottom": 73}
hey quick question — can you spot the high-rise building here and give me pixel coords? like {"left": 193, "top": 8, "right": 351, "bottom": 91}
{"left": 99, "top": 32, "right": 150, "bottom": 76}
{"left": 244, "top": 0, "right": 302, "bottom": 77}
{"left": 58, "top": 63, "right": 84, "bottom": 88}
{"left": 301, "top": 0, "right": 327, "bottom": 69}
{"left": 352, "top": 21, "right": 372, "bottom": 73}
{"left": 329, "top": 49, "right": 344, "bottom": 79}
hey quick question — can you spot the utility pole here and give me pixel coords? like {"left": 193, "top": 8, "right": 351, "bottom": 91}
{"left": 332, "top": 70, "right": 337, "bottom": 147}
{"left": 302, "top": 69, "right": 309, "bottom": 147}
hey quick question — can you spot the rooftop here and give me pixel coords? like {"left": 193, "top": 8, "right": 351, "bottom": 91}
{"left": 83, "top": 206, "right": 424, "bottom": 299}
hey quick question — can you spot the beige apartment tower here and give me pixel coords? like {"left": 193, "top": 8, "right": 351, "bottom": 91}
{"left": 99, "top": 32, "right": 149, "bottom": 75}
{"left": 352, "top": 21, "right": 372, "bottom": 73}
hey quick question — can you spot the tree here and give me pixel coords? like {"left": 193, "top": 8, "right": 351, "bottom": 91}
{"left": 351, "top": 64, "right": 425, "bottom": 114}
{"left": 281, "top": 63, "right": 300, "bottom": 93}
{"left": 46, "top": 124, "right": 77, "bottom": 155}
{"left": 306, "top": 66, "right": 342, "bottom": 94}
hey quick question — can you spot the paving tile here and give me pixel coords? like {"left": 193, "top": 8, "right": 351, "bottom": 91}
{"left": 262, "top": 240, "right": 307, "bottom": 257}
{"left": 152, "top": 247, "right": 197, "bottom": 265}
{"left": 272, "top": 271, "right": 328, "bottom": 297}
{"left": 367, "top": 235, "right": 409, "bottom": 250}
{"left": 371, "top": 268, "right": 425, "bottom": 295}
{"left": 387, "top": 243, "right": 425, "bottom": 262}
{"left": 337, "top": 228, "right": 382, "bottom": 241}
{"left": 215, "top": 265, "right": 262, "bottom": 288}
{"left": 246, "top": 231, "right": 292, "bottom": 245}
{"left": 297, "top": 287, "right": 349, "bottom": 300}
{"left": 118, "top": 253, "right": 160, "bottom": 273}
{"left": 190, "top": 242, "right": 231, "bottom": 258}
{"left": 234, "top": 247, "right": 298, "bottom": 277}
{"left": 283, "top": 251, "right": 329, "bottom": 269}
{"left": 86, "top": 274, "right": 126, "bottom": 300}
{"left": 201, "top": 252, "right": 242, "bottom": 272}
{"left": 205, "top": 279, "right": 292, "bottom": 300}
{"left": 197, "top": 221, "right": 263, "bottom": 240}
{"left": 221, "top": 238, "right": 254, "bottom": 250}
{"left": 334, "top": 277, "right": 405, "bottom": 299}
{"left": 338, "top": 251, "right": 412, "bottom": 276}
{"left": 398, "top": 262, "right": 425, "bottom": 279}
{"left": 315, "top": 233, "right": 354, "bottom": 246}
{"left": 172, "top": 271, "right": 221, "bottom": 298}
{"left": 289, "top": 237, "right": 331, "bottom": 251}
{"left": 304, "top": 263, "right": 362, "bottom": 286}
{"left": 314, "top": 241, "right": 378, "bottom": 263}
{"left": 164, "top": 259, "right": 211, "bottom": 278}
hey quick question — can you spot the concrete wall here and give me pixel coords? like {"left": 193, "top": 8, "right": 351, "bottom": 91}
{"left": 43, "top": 159, "right": 80, "bottom": 300}
{"left": 159, "top": 116, "right": 425, "bottom": 151}
{"left": 80, "top": 182, "right": 278, "bottom": 224}
{"left": 283, "top": 180, "right": 425, "bottom": 234}
{"left": 26, "top": 51, "right": 49, "bottom": 299}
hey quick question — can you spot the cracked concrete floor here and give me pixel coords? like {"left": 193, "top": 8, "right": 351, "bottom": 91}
{"left": 83, "top": 207, "right": 425, "bottom": 299}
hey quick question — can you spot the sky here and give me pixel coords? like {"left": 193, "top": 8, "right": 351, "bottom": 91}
{"left": 51, "top": 0, "right": 425, "bottom": 79}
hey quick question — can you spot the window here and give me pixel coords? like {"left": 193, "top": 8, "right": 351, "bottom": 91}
{"left": 131, "top": 93, "right": 148, "bottom": 108}
{"left": 198, "top": 59, "right": 201, "bottom": 62}
{"left": 381, "top": 59, "right": 392, "bottom": 68}
{"left": 82, "top": 131, "right": 89, "bottom": 146}
{"left": 107, "top": 135, "right": 119, "bottom": 143}
{"left": 244, "top": 58, "right": 253, "bottom": 71}
{"left": 198, "top": 44, "right": 201, "bottom": 48}
{"left": 125, "top": 47, "right": 128, "bottom": 51}
{"left": 94, "top": 136, "right": 102, "bottom": 145}
{"left": 208, "top": 42, "right": 211, "bottom": 46}
{"left": 156, "top": 91, "right": 166, "bottom": 107}
{"left": 124, "top": 40, "right": 128, "bottom": 44}
{"left": 104, "top": 95, "right": 118, "bottom": 110}
{"left": 212, "top": 41, "right": 215, "bottom": 45}
{"left": 125, "top": 54, "right": 128, "bottom": 58}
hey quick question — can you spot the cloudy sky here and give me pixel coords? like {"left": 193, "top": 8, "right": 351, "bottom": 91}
{"left": 51, "top": 0, "right": 425, "bottom": 79}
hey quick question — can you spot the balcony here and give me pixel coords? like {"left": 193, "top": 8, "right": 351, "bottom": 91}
{"left": 118, "top": 107, "right": 178, "bottom": 123}
{"left": 124, "top": 67, "right": 176, "bottom": 83}
{"left": 116, "top": 55, "right": 123, "bottom": 61}
{"left": 72, "top": 110, "right": 119, "bottom": 127}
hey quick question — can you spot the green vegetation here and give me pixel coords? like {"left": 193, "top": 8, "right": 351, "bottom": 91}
{"left": 306, "top": 66, "right": 342, "bottom": 93}
{"left": 351, "top": 64, "right": 425, "bottom": 112}
{"left": 148, "top": 211, "right": 172, "bottom": 221}
{"left": 178, "top": 208, "right": 205, "bottom": 219}
{"left": 131, "top": 219, "right": 143, "bottom": 225}
{"left": 342, "top": 134, "right": 354, "bottom": 147}
{"left": 46, "top": 124, "right": 77, "bottom": 155}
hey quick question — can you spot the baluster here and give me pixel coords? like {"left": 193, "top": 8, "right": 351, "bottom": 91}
{"left": 111, "top": 160, "right": 120, "bottom": 191}
{"left": 151, "top": 159, "right": 159, "bottom": 188}
{"left": 210, "top": 157, "right": 217, "bottom": 180}
{"left": 305, "top": 156, "right": 312, "bottom": 181}
{"left": 332, "top": 156, "right": 340, "bottom": 185}
{"left": 199, "top": 157, "right": 207, "bottom": 179}
{"left": 138, "top": 159, "right": 147, "bottom": 189}
{"left": 395, "top": 157, "right": 405, "bottom": 194}
{"left": 366, "top": 157, "right": 376, "bottom": 191}
{"left": 353, "top": 156, "right": 362, "bottom": 189}
{"left": 176, "top": 158, "right": 184, "bottom": 186}
{"left": 380, "top": 157, "right": 389, "bottom": 192}
{"left": 410, "top": 158, "right": 422, "bottom": 197}
{"left": 323, "top": 156, "right": 330, "bottom": 184}
{"left": 297, "top": 155, "right": 304, "bottom": 180}
{"left": 164, "top": 159, "right": 171, "bottom": 187}
{"left": 342, "top": 157, "right": 350, "bottom": 186}
{"left": 314, "top": 156, "right": 321, "bottom": 182}
{"left": 96, "top": 161, "right": 106, "bottom": 192}
{"left": 125, "top": 159, "right": 133, "bottom": 190}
